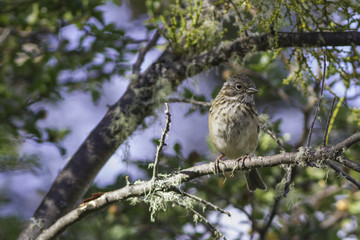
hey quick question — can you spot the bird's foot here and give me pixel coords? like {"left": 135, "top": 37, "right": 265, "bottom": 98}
{"left": 236, "top": 154, "right": 250, "bottom": 169}
{"left": 214, "top": 154, "right": 225, "bottom": 175}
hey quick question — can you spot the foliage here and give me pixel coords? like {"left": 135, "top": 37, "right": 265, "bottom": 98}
{"left": 148, "top": 0, "right": 225, "bottom": 55}
{"left": 0, "top": 0, "right": 130, "bottom": 167}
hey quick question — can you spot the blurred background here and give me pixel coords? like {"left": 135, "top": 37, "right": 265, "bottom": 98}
{"left": 1, "top": 0, "right": 359, "bottom": 239}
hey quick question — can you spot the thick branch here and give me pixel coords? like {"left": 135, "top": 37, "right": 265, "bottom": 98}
{"left": 20, "top": 31, "right": 360, "bottom": 240}
{"left": 36, "top": 131, "right": 360, "bottom": 239}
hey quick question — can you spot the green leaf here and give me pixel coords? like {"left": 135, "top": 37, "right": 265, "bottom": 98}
{"left": 173, "top": 142, "right": 182, "bottom": 155}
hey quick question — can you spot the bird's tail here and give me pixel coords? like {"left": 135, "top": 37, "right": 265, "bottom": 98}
{"left": 245, "top": 168, "right": 267, "bottom": 191}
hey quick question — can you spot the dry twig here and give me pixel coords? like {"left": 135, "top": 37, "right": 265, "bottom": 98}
{"left": 307, "top": 50, "right": 327, "bottom": 147}
{"left": 187, "top": 207, "right": 226, "bottom": 240}
{"left": 327, "top": 162, "right": 360, "bottom": 189}
{"left": 323, "top": 96, "right": 338, "bottom": 146}
{"left": 171, "top": 187, "right": 231, "bottom": 216}
{"left": 167, "top": 98, "right": 212, "bottom": 107}
{"left": 132, "top": 30, "right": 161, "bottom": 74}
{"left": 152, "top": 103, "right": 171, "bottom": 180}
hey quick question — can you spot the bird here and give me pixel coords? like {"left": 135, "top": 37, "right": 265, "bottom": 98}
{"left": 208, "top": 74, "right": 266, "bottom": 191}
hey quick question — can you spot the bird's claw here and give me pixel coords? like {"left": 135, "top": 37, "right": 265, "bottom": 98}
{"left": 236, "top": 155, "right": 251, "bottom": 169}
{"left": 214, "top": 154, "right": 225, "bottom": 175}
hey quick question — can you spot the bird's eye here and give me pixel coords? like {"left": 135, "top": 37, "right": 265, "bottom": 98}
{"left": 235, "top": 84, "right": 242, "bottom": 90}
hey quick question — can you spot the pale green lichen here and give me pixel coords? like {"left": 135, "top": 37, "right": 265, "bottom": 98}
{"left": 324, "top": 166, "right": 330, "bottom": 182}
{"left": 148, "top": 163, "right": 154, "bottom": 169}
{"left": 230, "top": 164, "right": 237, "bottom": 177}
{"left": 275, "top": 176, "right": 287, "bottom": 198}
{"left": 193, "top": 213, "right": 199, "bottom": 224}
{"left": 295, "top": 146, "right": 307, "bottom": 167}
{"left": 128, "top": 197, "right": 141, "bottom": 205}
{"left": 145, "top": 191, "right": 196, "bottom": 222}
{"left": 283, "top": 185, "right": 298, "bottom": 210}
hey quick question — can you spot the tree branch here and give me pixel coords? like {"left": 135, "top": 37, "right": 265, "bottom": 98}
{"left": 167, "top": 98, "right": 212, "bottom": 107}
{"left": 152, "top": 103, "right": 171, "bottom": 180}
{"left": 186, "top": 207, "right": 225, "bottom": 240}
{"left": 339, "top": 156, "right": 360, "bottom": 173}
{"left": 35, "top": 131, "right": 360, "bottom": 239}
{"left": 326, "top": 162, "right": 360, "bottom": 189}
{"left": 323, "top": 97, "right": 338, "bottom": 146}
{"left": 171, "top": 187, "right": 231, "bottom": 216}
{"left": 259, "top": 197, "right": 281, "bottom": 240}
{"left": 20, "top": 31, "right": 360, "bottom": 240}
{"left": 132, "top": 30, "right": 161, "bottom": 74}
{"left": 307, "top": 50, "right": 326, "bottom": 147}
{"left": 331, "top": 131, "right": 360, "bottom": 151}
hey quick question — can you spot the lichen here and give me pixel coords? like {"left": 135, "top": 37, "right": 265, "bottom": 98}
{"left": 295, "top": 146, "right": 307, "bottom": 167}
{"left": 144, "top": 191, "right": 196, "bottom": 222}
{"left": 283, "top": 185, "right": 298, "bottom": 210}
{"left": 128, "top": 197, "right": 141, "bottom": 205}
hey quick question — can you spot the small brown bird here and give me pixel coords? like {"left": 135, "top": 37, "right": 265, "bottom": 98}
{"left": 208, "top": 74, "right": 266, "bottom": 191}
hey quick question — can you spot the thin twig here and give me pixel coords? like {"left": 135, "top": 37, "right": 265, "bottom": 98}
{"left": 171, "top": 187, "right": 231, "bottom": 216}
{"left": 260, "top": 121, "right": 292, "bottom": 197}
{"left": 228, "top": 0, "right": 248, "bottom": 37}
{"left": 327, "top": 162, "right": 360, "bottom": 189}
{"left": 323, "top": 96, "right": 338, "bottom": 146}
{"left": 304, "top": 185, "right": 340, "bottom": 207}
{"left": 187, "top": 207, "right": 226, "bottom": 240}
{"left": 283, "top": 166, "right": 296, "bottom": 197}
{"left": 132, "top": 30, "right": 161, "bottom": 74}
{"left": 332, "top": 131, "right": 360, "bottom": 152}
{"left": 320, "top": 210, "right": 349, "bottom": 228}
{"left": 259, "top": 197, "right": 281, "bottom": 240}
{"left": 249, "top": 194, "right": 258, "bottom": 239}
{"left": 152, "top": 103, "right": 171, "bottom": 180}
{"left": 307, "top": 50, "right": 327, "bottom": 147}
{"left": 340, "top": 156, "right": 360, "bottom": 173}
{"left": 167, "top": 98, "right": 212, "bottom": 107}
{"left": 260, "top": 124, "right": 286, "bottom": 152}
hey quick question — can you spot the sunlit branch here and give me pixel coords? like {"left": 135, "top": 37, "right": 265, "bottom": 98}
{"left": 152, "top": 103, "right": 171, "bottom": 180}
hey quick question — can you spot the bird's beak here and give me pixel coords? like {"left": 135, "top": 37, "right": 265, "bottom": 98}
{"left": 247, "top": 87, "right": 258, "bottom": 94}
